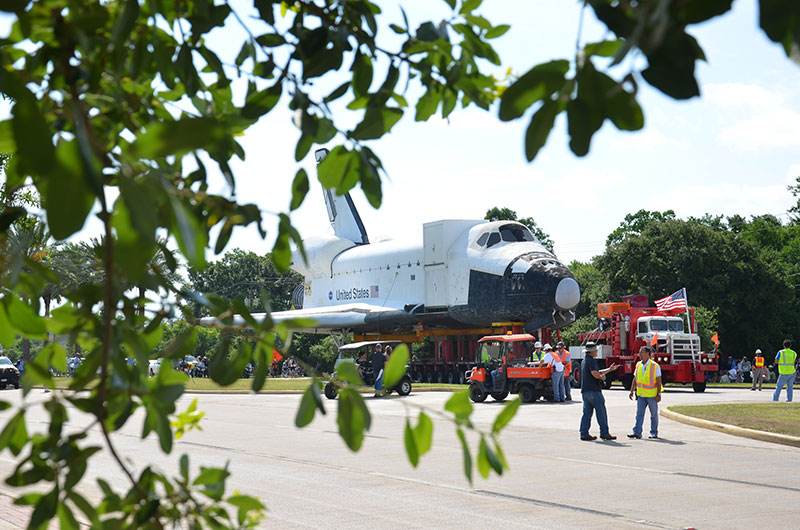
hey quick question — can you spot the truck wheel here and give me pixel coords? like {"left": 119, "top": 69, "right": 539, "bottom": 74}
{"left": 323, "top": 382, "right": 338, "bottom": 400}
{"left": 518, "top": 384, "right": 535, "bottom": 403}
{"left": 621, "top": 375, "right": 633, "bottom": 391}
{"left": 396, "top": 377, "right": 412, "bottom": 396}
{"left": 570, "top": 361, "right": 581, "bottom": 388}
{"left": 692, "top": 382, "right": 706, "bottom": 393}
{"left": 469, "top": 384, "right": 487, "bottom": 403}
{"left": 490, "top": 391, "right": 509, "bottom": 402}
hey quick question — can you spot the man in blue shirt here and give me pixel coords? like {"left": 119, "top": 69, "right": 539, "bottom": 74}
{"left": 579, "top": 342, "right": 620, "bottom": 441}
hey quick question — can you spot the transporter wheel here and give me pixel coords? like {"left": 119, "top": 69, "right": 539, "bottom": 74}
{"left": 692, "top": 382, "right": 707, "bottom": 393}
{"left": 323, "top": 382, "right": 338, "bottom": 400}
{"left": 490, "top": 390, "right": 509, "bottom": 402}
{"left": 570, "top": 361, "right": 582, "bottom": 388}
{"left": 518, "top": 384, "right": 535, "bottom": 403}
{"left": 469, "top": 383, "right": 487, "bottom": 403}
{"left": 0, "top": 384, "right": 5, "bottom": 390}
{"left": 621, "top": 375, "right": 633, "bottom": 391}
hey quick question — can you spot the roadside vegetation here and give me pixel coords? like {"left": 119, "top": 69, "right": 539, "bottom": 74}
{"left": 670, "top": 403, "right": 800, "bottom": 437}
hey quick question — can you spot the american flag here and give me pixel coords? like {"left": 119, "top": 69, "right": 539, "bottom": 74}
{"left": 654, "top": 288, "right": 687, "bottom": 312}
{"left": 370, "top": 285, "right": 379, "bottom": 298}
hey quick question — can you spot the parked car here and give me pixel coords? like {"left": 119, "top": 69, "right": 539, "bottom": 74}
{"left": 0, "top": 356, "right": 20, "bottom": 389}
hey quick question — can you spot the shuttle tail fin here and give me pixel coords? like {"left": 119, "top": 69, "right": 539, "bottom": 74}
{"left": 315, "top": 149, "right": 369, "bottom": 245}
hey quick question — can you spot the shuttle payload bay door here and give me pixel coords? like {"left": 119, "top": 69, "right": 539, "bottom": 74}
{"left": 424, "top": 223, "right": 448, "bottom": 309}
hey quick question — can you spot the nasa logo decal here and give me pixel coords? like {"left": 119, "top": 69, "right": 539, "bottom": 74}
{"left": 328, "top": 291, "right": 333, "bottom": 300}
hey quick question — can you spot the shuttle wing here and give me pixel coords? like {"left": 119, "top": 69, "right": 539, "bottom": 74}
{"left": 223, "top": 303, "right": 413, "bottom": 333}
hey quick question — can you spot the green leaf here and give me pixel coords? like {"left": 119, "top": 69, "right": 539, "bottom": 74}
{"left": 193, "top": 465, "right": 230, "bottom": 501}
{"left": 0, "top": 302, "right": 16, "bottom": 347}
{"left": 485, "top": 438, "right": 504, "bottom": 475}
{"left": 382, "top": 343, "right": 408, "bottom": 389}
{"left": 242, "top": 82, "right": 282, "bottom": 120}
{"left": 0, "top": 411, "right": 27, "bottom": 456}
{"left": 169, "top": 195, "right": 208, "bottom": 269}
{"left": 445, "top": 390, "right": 473, "bottom": 423}
{"left": 350, "top": 107, "right": 403, "bottom": 141}
{"left": 456, "top": 428, "right": 472, "bottom": 483}
{"left": 476, "top": 436, "right": 490, "bottom": 478}
{"left": 492, "top": 397, "right": 521, "bottom": 434}
{"left": 485, "top": 24, "right": 510, "bottom": 39}
{"left": 337, "top": 387, "right": 371, "bottom": 451}
{"left": 334, "top": 361, "right": 363, "bottom": 386}
{"left": 352, "top": 53, "right": 373, "bottom": 97}
{"left": 499, "top": 60, "right": 568, "bottom": 121}
{"left": 110, "top": 0, "right": 139, "bottom": 46}
{"left": 584, "top": 39, "right": 624, "bottom": 57}
{"left": 296, "top": 380, "right": 326, "bottom": 427}
{"left": 30, "top": 487, "right": 58, "bottom": 529}
{"left": 0, "top": 400, "right": 9, "bottom": 411}
{"left": 130, "top": 117, "right": 229, "bottom": 159}
{"left": 44, "top": 140, "right": 97, "bottom": 239}
{"left": 404, "top": 419, "right": 419, "bottom": 467}
{"left": 607, "top": 85, "right": 644, "bottom": 131}
{"left": 566, "top": 98, "right": 600, "bottom": 157}
{"left": 641, "top": 30, "right": 701, "bottom": 100}
{"left": 209, "top": 341, "right": 251, "bottom": 386}
{"left": 3, "top": 70, "right": 55, "bottom": 175}
{"left": 290, "top": 168, "right": 309, "bottom": 211}
{"left": 413, "top": 411, "right": 433, "bottom": 457}
{"left": 6, "top": 294, "right": 46, "bottom": 335}
{"left": 57, "top": 502, "right": 80, "bottom": 530}
{"left": 317, "top": 146, "right": 361, "bottom": 194}
{"left": 682, "top": 0, "right": 734, "bottom": 24}
{"left": 324, "top": 81, "right": 350, "bottom": 104}
{"left": 524, "top": 99, "right": 559, "bottom": 162}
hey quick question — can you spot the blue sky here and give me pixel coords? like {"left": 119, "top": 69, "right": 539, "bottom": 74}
{"left": 2, "top": 1, "right": 799, "bottom": 265}
{"left": 221, "top": 0, "right": 800, "bottom": 265}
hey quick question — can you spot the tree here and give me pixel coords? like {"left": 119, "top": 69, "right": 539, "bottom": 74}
{"left": 788, "top": 176, "right": 800, "bottom": 224}
{"left": 186, "top": 249, "right": 302, "bottom": 316}
{"left": 2, "top": 0, "right": 799, "bottom": 527}
{"left": 596, "top": 217, "right": 794, "bottom": 356}
{"left": 484, "top": 206, "right": 554, "bottom": 252}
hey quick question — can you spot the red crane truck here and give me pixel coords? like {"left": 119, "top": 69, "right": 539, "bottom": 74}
{"left": 573, "top": 295, "right": 717, "bottom": 392}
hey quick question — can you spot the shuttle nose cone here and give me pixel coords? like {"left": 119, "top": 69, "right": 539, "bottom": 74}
{"left": 555, "top": 277, "right": 580, "bottom": 310}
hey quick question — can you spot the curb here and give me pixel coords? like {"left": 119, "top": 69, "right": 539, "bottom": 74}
{"left": 661, "top": 407, "right": 800, "bottom": 448}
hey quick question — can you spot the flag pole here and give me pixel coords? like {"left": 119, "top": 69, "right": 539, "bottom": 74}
{"left": 682, "top": 287, "right": 698, "bottom": 367}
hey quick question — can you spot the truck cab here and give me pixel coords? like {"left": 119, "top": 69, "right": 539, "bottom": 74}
{"left": 635, "top": 316, "right": 701, "bottom": 363}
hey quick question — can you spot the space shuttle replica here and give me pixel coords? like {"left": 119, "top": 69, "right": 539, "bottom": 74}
{"left": 262, "top": 148, "right": 580, "bottom": 336}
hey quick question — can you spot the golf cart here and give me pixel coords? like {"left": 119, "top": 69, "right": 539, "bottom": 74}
{"left": 324, "top": 340, "right": 413, "bottom": 399}
{"left": 466, "top": 333, "right": 555, "bottom": 403}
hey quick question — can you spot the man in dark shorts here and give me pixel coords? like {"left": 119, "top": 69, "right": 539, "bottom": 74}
{"left": 579, "top": 342, "right": 620, "bottom": 441}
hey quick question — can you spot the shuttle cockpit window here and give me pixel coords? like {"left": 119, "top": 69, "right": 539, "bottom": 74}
{"left": 499, "top": 224, "right": 535, "bottom": 242}
{"left": 486, "top": 232, "right": 501, "bottom": 247}
{"left": 477, "top": 233, "right": 489, "bottom": 246}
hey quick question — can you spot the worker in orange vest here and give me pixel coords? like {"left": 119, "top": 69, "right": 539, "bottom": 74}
{"left": 556, "top": 341, "right": 572, "bottom": 401}
{"left": 750, "top": 349, "right": 766, "bottom": 391}
{"left": 543, "top": 343, "right": 566, "bottom": 402}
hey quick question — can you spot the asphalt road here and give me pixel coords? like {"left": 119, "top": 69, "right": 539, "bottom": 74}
{"left": 0, "top": 386, "right": 797, "bottom": 530}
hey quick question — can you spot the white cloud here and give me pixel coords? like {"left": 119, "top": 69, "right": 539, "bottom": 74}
{"left": 717, "top": 109, "right": 800, "bottom": 149}
{"left": 608, "top": 126, "right": 689, "bottom": 152}
{"left": 703, "top": 82, "right": 783, "bottom": 109}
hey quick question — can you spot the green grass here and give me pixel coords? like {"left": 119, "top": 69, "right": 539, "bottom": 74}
{"left": 44, "top": 377, "right": 465, "bottom": 393}
{"left": 670, "top": 403, "right": 800, "bottom": 436}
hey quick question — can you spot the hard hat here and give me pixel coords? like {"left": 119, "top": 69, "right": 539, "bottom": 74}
{"left": 557, "top": 341, "right": 565, "bottom": 348}
{"left": 584, "top": 342, "right": 598, "bottom": 353}
{"left": 755, "top": 348, "right": 761, "bottom": 354}
{"left": 534, "top": 341, "right": 542, "bottom": 348}
{"left": 543, "top": 343, "right": 553, "bottom": 351}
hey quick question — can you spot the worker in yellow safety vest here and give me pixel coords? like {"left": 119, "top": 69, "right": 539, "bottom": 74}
{"left": 750, "top": 349, "right": 766, "bottom": 391}
{"left": 772, "top": 339, "right": 797, "bottom": 402}
{"left": 627, "top": 345, "right": 662, "bottom": 439}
